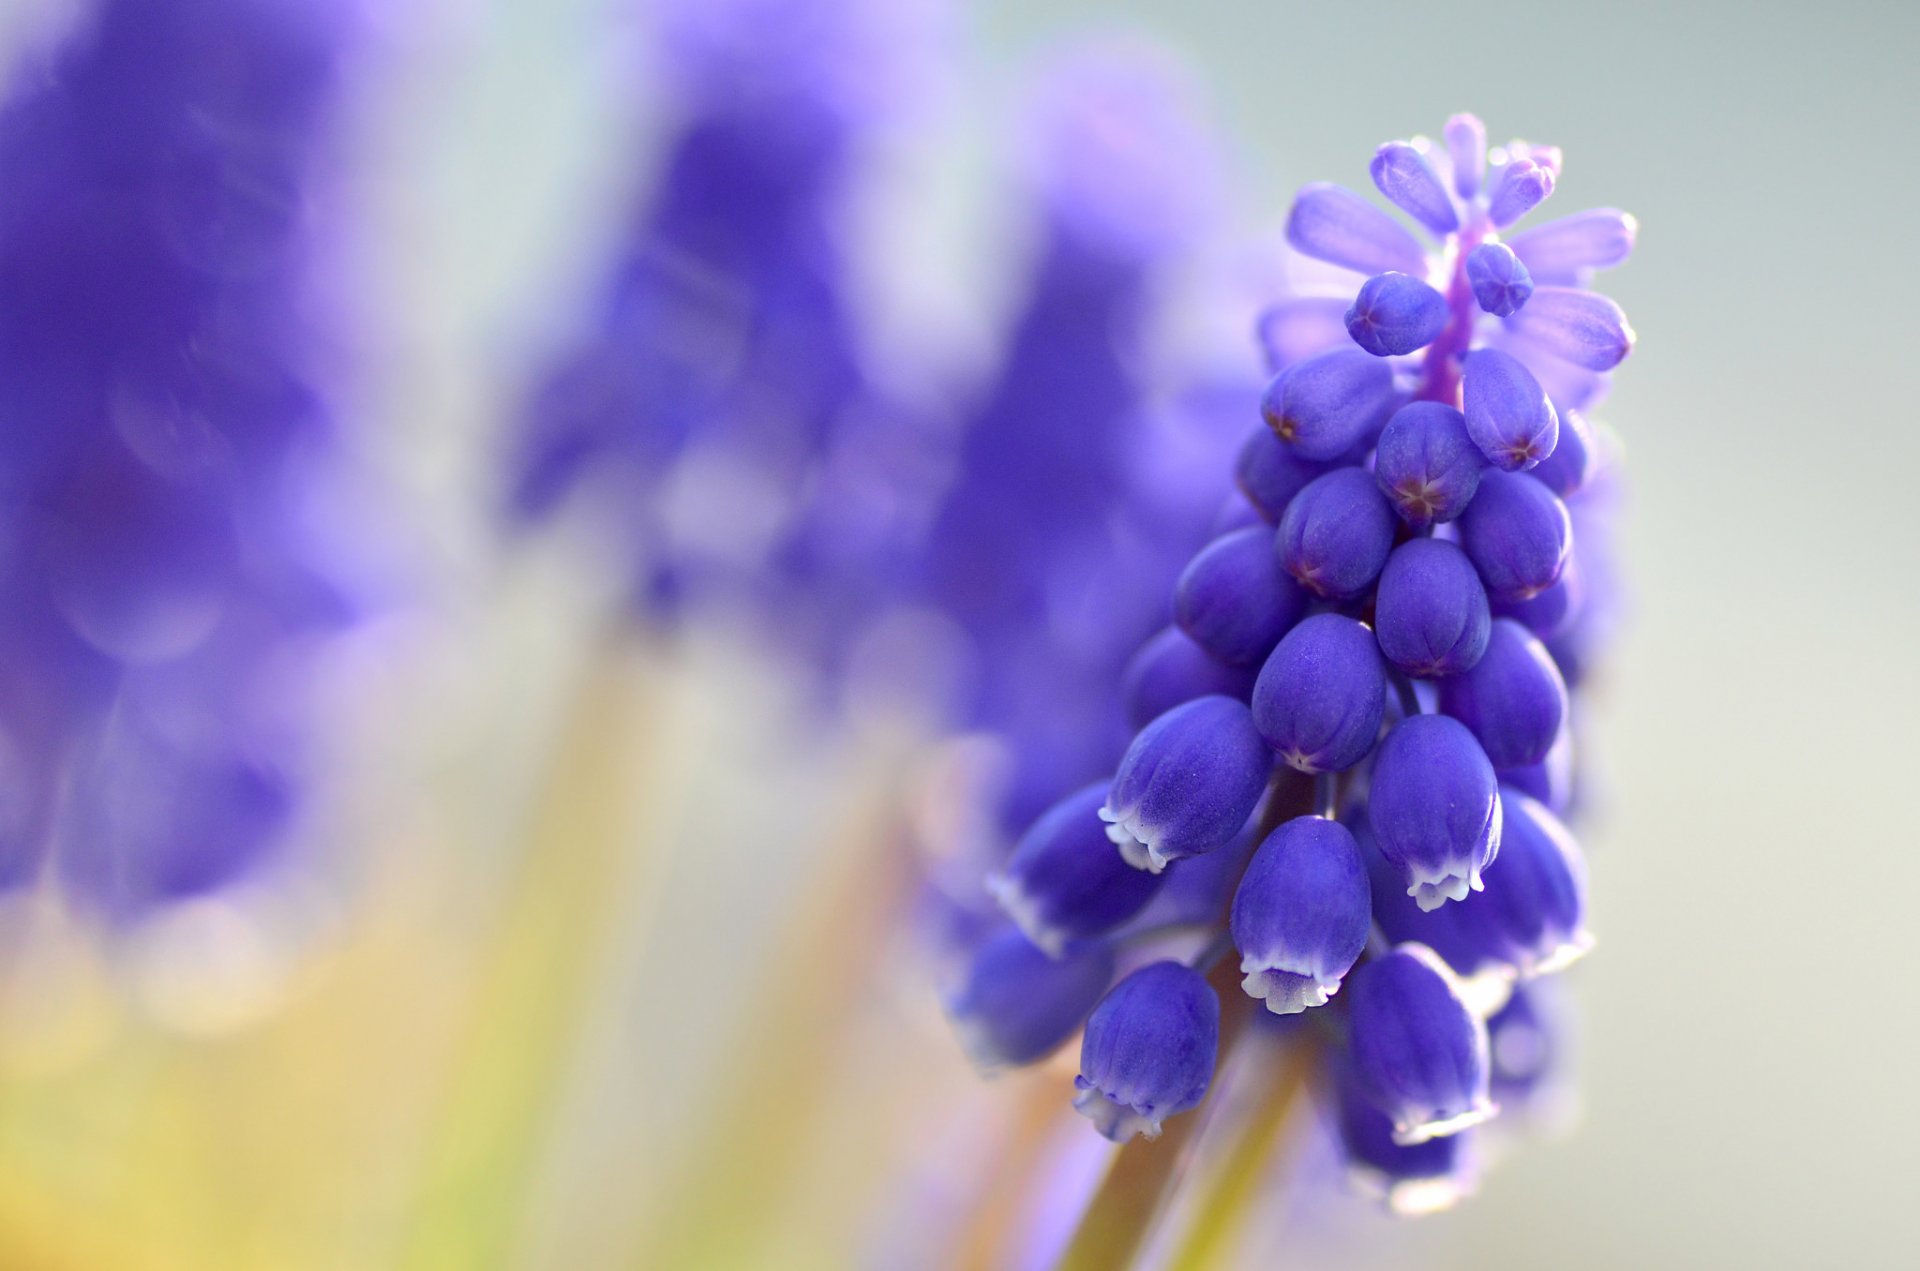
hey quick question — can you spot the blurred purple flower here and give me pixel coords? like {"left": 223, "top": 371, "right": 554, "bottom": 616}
{"left": 0, "top": 0, "right": 356, "bottom": 920}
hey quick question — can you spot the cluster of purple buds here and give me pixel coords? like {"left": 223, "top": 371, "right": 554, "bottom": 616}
{"left": 0, "top": 0, "right": 355, "bottom": 923}
{"left": 945, "top": 114, "right": 1632, "bottom": 1214}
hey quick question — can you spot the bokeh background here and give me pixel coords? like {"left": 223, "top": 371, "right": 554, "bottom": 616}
{"left": 0, "top": 0, "right": 1914, "bottom": 1268}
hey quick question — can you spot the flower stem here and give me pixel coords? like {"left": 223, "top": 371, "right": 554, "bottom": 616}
{"left": 1162, "top": 1036, "right": 1319, "bottom": 1271}
{"left": 1048, "top": 958, "right": 1250, "bottom": 1271}
{"left": 1314, "top": 772, "right": 1338, "bottom": 821}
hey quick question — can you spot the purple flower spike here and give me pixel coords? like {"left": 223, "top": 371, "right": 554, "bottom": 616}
{"left": 1459, "top": 470, "right": 1573, "bottom": 602}
{"left": 1101, "top": 696, "right": 1273, "bottom": 873}
{"left": 1252, "top": 613, "right": 1387, "bottom": 774}
{"left": 1462, "top": 349, "right": 1559, "bottom": 471}
{"left": 1505, "top": 209, "right": 1638, "bottom": 283}
{"left": 1373, "top": 402, "right": 1484, "bottom": 527}
{"left": 1075, "top": 961, "right": 1219, "bottom": 1141}
{"left": 1260, "top": 348, "right": 1401, "bottom": 461}
{"left": 1374, "top": 539, "right": 1492, "bottom": 679}
{"left": 1527, "top": 408, "right": 1596, "bottom": 496}
{"left": 1347, "top": 944, "right": 1496, "bottom": 1144}
{"left": 1486, "top": 157, "right": 1555, "bottom": 228}
{"left": 1370, "top": 142, "right": 1460, "bottom": 235}
{"left": 1439, "top": 619, "right": 1569, "bottom": 768}
{"left": 947, "top": 927, "right": 1115, "bottom": 1071}
{"left": 1345, "top": 272, "right": 1450, "bottom": 357}
{"left": 1235, "top": 425, "right": 1330, "bottom": 522}
{"left": 1452, "top": 788, "right": 1592, "bottom": 977}
{"left": 1276, "top": 467, "right": 1398, "bottom": 600}
{"left": 1369, "top": 715, "right": 1502, "bottom": 910}
{"left": 1231, "top": 816, "right": 1372, "bottom": 1014}
{"left": 990, "top": 783, "right": 1167, "bottom": 957}
{"left": 1505, "top": 287, "right": 1636, "bottom": 371}
{"left": 1465, "top": 242, "right": 1534, "bottom": 317}
{"left": 1176, "top": 526, "right": 1308, "bottom": 666}
{"left": 1286, "top": 182, "right": 1429, "bottom": 277}
{"left": 1444, "top": 113, "right": 1487, "bottom": 199}
{"left": 1256, "top": 297, "right": 1353, "bottom": 372}
{"left": 1337, "top": 1069, "right": 1479, "bottom": 1214}
{"left": 1120, "top": 626, "right": 1258, "bottom": 730}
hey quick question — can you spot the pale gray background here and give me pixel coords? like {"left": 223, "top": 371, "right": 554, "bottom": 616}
{"left": 963, "top": 1, "right": 1920, "bottom": 1266}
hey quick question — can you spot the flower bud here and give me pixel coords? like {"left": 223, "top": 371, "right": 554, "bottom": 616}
{"left": 1251, "top": 613, "right": 1386, "bottom": 774}
{"left": 1231, "top": 816, "right": 1371, "bottom": 1014}
{"left": 1459, "top": 469, "right": 1572, "bottom": 602}
{"left": 1443, "top": 113, "right": 1486, "bottom": 199}
{"left": 1496, "top": 718, "right": 1575, "bottom": 815}
{"left": 1368, "top": 714, "right": 1502, "bottom": 910}
{"left": 1505, "top": 208, "right": 1637, "bottom": 282}
{"left": 989, "top": 782, "right": 1167, "bottom": 956}
{"left": 1462, "top": 349, "right": 1558, "bottom": 471}
{"left": 1528, "top": 407, "right": 1595, "bottom": 496}
{"left": 1373, "top": 401, "right": 1483, "bottom": 527}
{"left": 1373, "top": 539, "right": 1491, "bottom": 679}
{"left": 1337, "top": 1069, "right": 1479, "bottom": 1214}
{"left": 1369, "top": 141, "right": 1460, "bottom": 234}
{"left": 1345, "top": 272, "right": 1450, "bottom": 357}
{"left": 1492, "top": 556, "right": 1583, "bottom": 639}
{"left": 1463, "top": 788, "right": 1591, "bottom": 976}
{"left": 1440, "top": 618, "right": 1569, "bottom": 767}
{"left": 1347, "top": 944, "right": 1496, "bottom": 1144}
{"left": 946, "top": 927, "right": 1114, "bottom": 1071}
{"left": 1235, "top": 424, "right": 1329, "bottom": 522}
{"left": 1260, "top": 348, "right": 1401, "bottom": 462}
{"left": 1487, "top": 157, "right": 1553, "bottom": 228}
{"left": 1101, "top": 695, "right": 1272, "bottom": 873}
{"left": 1276, "top": 467, "right": 1397, "bottom": 599}
{"left": 1505, "top": 287, "right": 1635, "bottom": 372}
{"left": 1175, "top": 525, "right": 1307, "bottom": 666}
{"left": 1256, "top": 297, "right": 1351, "bottom": 372}
{"left": 1120, "top": 626, "right": 1257, "bottom": 730}
{"left": 1285, "top": 182, "right": 1428, "bottom": 277}
{"left": 1075, "top": 961, "right": 1219, "bottom": 1141}
{"left": 1465, "top": 242, "right": 1533, "bottom": 316}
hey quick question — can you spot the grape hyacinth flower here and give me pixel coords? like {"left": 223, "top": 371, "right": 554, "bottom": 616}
{"left": 1347, "top": 944, "right": 1496, "bottom": 1144}
{"left": 1336, "top": 1069, "right": 1480, "bottom": 1215}
{"left": 1439, "top": 618, "right": 1571, "bottom": 767}
{"left": 1460, "top": 469, "right": 1575, "bottom": 602}
{"left": 1252, "top": 614, "right": 1387, "bottom": 774}
{"left": 1373, "top": 401, "right": 1484, "bottom": 527}
{"left": 509, "top": 0, "right": 946, "bottom": 657}
{"left": 1073, "top": 961, "right": 1220, "bottom": 1141}
{"left": 0, "top": 0, "right": 359, "bottom": 922}
{"left": 1100, "top": 696, "right": 1270, "bottom": 873}
{"left": 1275, "top": 467, "right": 1398, "bottom": 599}
{"left": 988, "top": 782, "right": 1165, "bottom": 956}
{"left": 1231, "top": 816, "right": 1371, "bottom": 1013}
{"left": 1119, "top": 626, "right": 1260, "bottom": 730}
{"left": 1369, "top": 715, "right": 1504, "bottom": 910}
{"left": 942, "top": 115, "right": 1637, "bottom": 1224}
{"left": 1373, "top": 538, "right": 1492, "bottom": 679}
{"left": 1175, "top": 525, "right": 1308, "bottom": 666}
{"left": 947, "top": 927, "right": 1115, "bottom": 1071}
